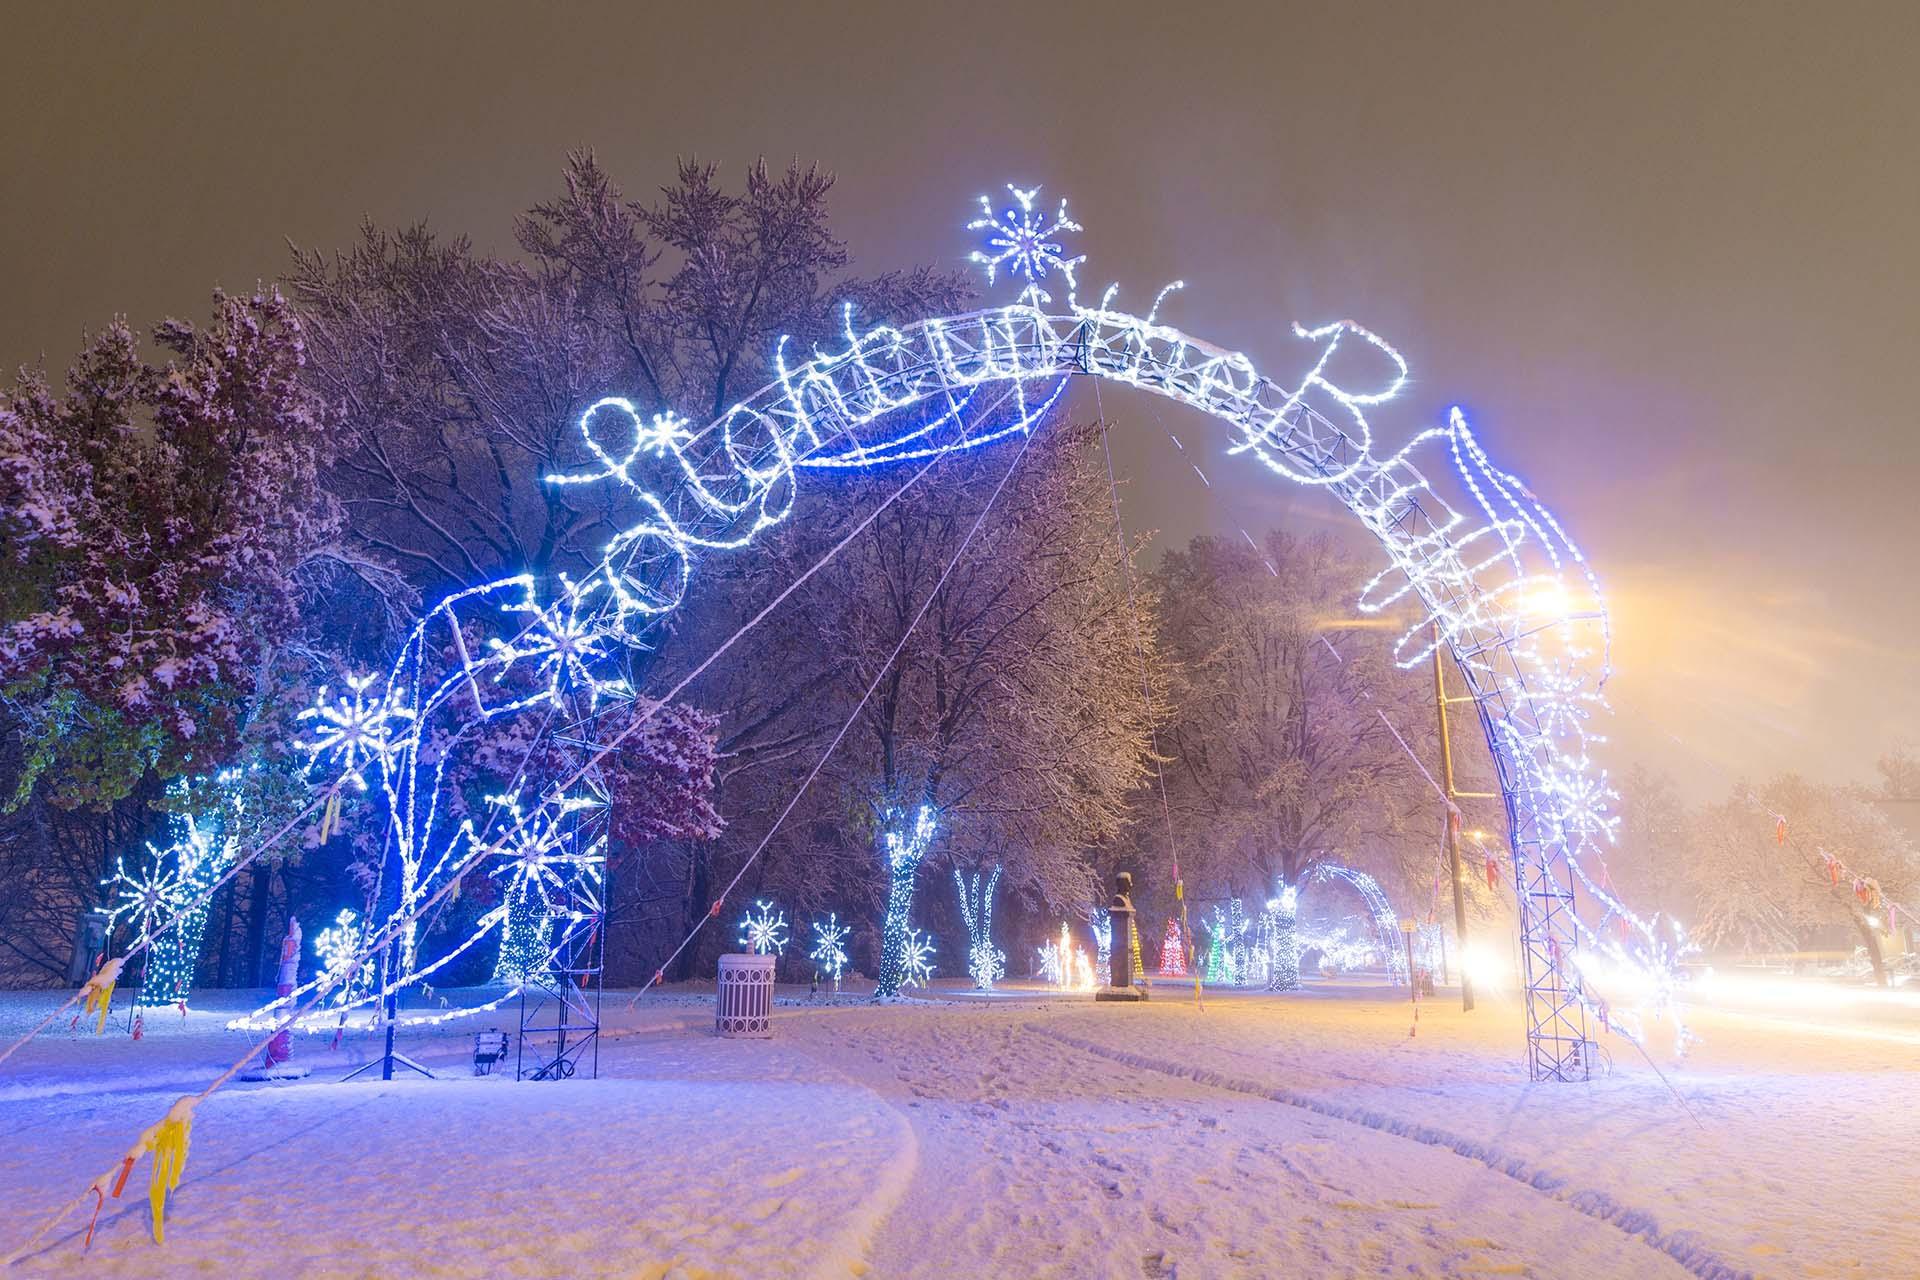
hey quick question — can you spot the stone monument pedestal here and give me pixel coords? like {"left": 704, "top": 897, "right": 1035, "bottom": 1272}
{"left": 1096, "top": 872, "right": 1149, "bottom": 1001}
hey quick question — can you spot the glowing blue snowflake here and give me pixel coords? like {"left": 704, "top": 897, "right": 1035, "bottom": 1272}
{"left": 487, "top": 574, "right": 631, "bottom": 710}
{"left": 810, "top": 914, "right": 850, "bottom": 979}
{"left": 738, "top": 899, "right": 790, "bottom": 956}
{"left": 968, "top": 184, "right": 1084, "bottom": 302}
{"left": 297, "top": 673, "right": 412, "bottom": 791}
{"left": 479, "top": 791, "right": 605, "bottom": 912}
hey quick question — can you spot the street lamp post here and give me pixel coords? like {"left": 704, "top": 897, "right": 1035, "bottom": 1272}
{"left": 1431, "top": 627, "right": 1498, "bottom": 1014}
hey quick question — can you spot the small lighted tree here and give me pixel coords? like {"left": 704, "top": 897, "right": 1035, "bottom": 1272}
{"left": 1159, "top": 917, "right": 1188, "bottom": 977}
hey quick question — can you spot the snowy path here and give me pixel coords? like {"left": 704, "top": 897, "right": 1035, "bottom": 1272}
{"left": 2, "top": 980, "right": 1915, "bottom": 1277}
{"left": 783, "top": 1000, "right": 1683, "bottom": 1279}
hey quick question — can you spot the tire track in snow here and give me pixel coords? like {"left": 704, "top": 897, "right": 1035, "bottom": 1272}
{"left": 1034, "top": 1023, "right": 1751, "bottom": 1280}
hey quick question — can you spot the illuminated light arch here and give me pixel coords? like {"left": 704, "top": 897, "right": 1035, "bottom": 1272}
{"left": 273, "top": 186, "right": 1688, "bottom": 1083}
{"left": 1309, "top": 864, "right": 1409, "bottom": 984}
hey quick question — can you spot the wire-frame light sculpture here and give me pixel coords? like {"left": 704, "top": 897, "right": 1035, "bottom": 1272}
{"left": 249, "top": 179, "right": 1681, "bottom": 1083}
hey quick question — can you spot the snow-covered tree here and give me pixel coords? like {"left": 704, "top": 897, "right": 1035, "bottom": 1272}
{"left": 0, "top": 290, "right": 339, "bottom": 810}
{"left": 1685, "top": 775, "right": 1918, "bottom": 983}
{"left": 1148, "top": 530, "right": 1434, "bottom": 914}
{"left": 800, "top": 420, "right": 1157, "bottom": 993}
{"left": 291, "top": 154, "right": 967, "bottom": 982}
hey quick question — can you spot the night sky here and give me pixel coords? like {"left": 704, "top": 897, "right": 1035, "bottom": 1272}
{"left": 5, "top": 2, "right": 1915, "bottom": 797}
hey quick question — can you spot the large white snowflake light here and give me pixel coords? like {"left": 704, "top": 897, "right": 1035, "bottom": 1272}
{"left": 297, "top": 673, "right": 412, "bottom": 791}
{"left": 900, "top": 928, "right": 937, "bottom": 989}
{"left": 487, "top": 573, "right": 632, "bottom": 710}
{"left": 968, "top": 184, "right": 1084, "bottom": 303}
{"left": 810, "top": 914, "right": 850, "bottom": 980}
{"left": 738, "top": 899, "right": 790, "bottom": 956}
{"left": 478, "top": 790, "right": 605, "bottom": 912}
{"left": 103, "top": 851, "right": 186, "bottom": 944}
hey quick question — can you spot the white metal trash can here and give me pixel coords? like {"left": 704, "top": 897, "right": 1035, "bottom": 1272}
{"left": 716, "top": 953, "right": 775, "bottom": 1037}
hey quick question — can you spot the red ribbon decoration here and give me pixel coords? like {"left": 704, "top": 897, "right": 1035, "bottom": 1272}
{"left": 82, "top": 1187, "right": 105, "bottom": 1251}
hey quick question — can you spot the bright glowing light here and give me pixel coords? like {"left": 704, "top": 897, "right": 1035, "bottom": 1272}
{"left": 809, "top": 914, "right": 850, "bottom": 983}
{"left": 1038, "top": 923, "right": 1095, "bottom": 992}
{"left": 955, "top": 865, "right": 1006, "bottom": 990}
{"left": 226, "top": 176, "right": 1670, "bottom": 1082}
{"left": 485, "top": 573, "right": 632, "bottom": 710}
{"left": 1523, "top": 578, "right": 1573, "bottom": 620}
{"left": 478, "top": 790, "right": 605, "bottom": 914}
{"left": 1457, "top": 941, "right": 1508, "bottom": 994}
{"left": 296, "top": 673, "right": 411, "bottom": 792}
{"left": 737, "top": 900, "right": 790, "bottom": 956}
{"left": 967, "top": 184, "right": 1084, "bottom": 303}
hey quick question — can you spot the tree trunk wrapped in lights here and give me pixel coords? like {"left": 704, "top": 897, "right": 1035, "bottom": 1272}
{"left": 1265, "top": 882, "right": 1301, "bottom": 992}
{"left": 955, "top": 864, "right": 1005, "bottom": 990}
{"left": 492, "top": 882, "right": 553, "bottom": 985}
{"left": 874, "top": 806, "right": 938, "bottom": 999}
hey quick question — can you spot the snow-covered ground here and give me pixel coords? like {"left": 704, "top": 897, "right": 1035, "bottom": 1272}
{"left": 1, "top": 974, "right": 1915, "bottom": 1278}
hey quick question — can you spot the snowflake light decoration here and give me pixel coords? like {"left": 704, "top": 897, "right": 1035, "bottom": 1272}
{"left": 738, "top": 899, "right": 790, "bottom": 956}
{"left": 968, "top": 184, "right": 1084, "bottom": 303}
{"left": 103, "top": 852, "right": 186, "bottom": 945}
{"left": 968, "top": 942, "right": 1006, "bottom": 990}
{"left": 297, "top": 673, "right": 412, "bottom": 791}
{"left": 477, "top": 790, "right": 605, "bottom": 913}
{"left": 313, "top": 908, "right": 374, "bottom": 1007}
{"left": 810, "top": 914, "right": 850, "bottom": 981}
{"left": 487, "top": 573, "right": 632, "bottom": 710}
{"left": 1037, "top": 937, "right": 1066, "bottom": 987}
{"left": 900, "top": 928, "right": 937, "bottom": 988}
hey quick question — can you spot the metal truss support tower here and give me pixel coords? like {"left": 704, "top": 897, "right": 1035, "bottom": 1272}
{"left": 516, "top": 755, "right": 608, "bottom": 1082}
